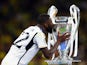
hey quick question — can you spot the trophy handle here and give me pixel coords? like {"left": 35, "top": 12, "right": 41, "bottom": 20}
{"left": 47, "top": 5, "right": 58, "bottom": 24}
{"left": 66, "top": 4, "right": 80, "bottom": 57}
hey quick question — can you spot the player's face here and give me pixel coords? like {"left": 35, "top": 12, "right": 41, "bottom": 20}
{"left": 46, "top": 19, "right": 54, "bottom": 33}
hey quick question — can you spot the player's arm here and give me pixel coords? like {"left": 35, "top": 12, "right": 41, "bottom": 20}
{"left": 40, "top": 32, "right": 70, "bottom": 59}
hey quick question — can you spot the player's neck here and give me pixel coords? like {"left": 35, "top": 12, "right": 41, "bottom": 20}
{"left": 37, "top": 24, "right": 47, "bottom": 34}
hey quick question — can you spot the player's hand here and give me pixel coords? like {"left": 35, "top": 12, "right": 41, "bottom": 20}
{"left": 57, "top": 32, "right": 70, "bottom": 43}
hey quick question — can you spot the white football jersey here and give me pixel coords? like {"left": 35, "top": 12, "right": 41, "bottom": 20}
{"left": 1, "top": 26, "right": 47, "bottom": 65}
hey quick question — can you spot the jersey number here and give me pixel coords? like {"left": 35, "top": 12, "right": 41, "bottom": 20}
{"left": 14, "top": 32, "right": 29, "bottom": 44}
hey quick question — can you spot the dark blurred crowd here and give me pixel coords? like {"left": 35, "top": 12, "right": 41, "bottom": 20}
{"left": 0, "top": 0, "right": 87, "bottom": 65}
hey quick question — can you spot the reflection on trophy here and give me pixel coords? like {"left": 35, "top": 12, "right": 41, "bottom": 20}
{"left": 45, "top": 4, "right": 81, "bottom": 65}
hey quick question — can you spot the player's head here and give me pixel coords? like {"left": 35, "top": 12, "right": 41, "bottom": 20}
{"left": 37, "top": 14, "right": 54, "bottom": 33}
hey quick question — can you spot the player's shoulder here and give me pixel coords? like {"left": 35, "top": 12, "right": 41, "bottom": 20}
{"left": 23, "top": 26, "right": 43, "bottom": 33}
{"left": 24, "top": 26, "right": 45, "bottom": 38}
{"left": 25, "top": 26, "right": 35, "bottom": 30}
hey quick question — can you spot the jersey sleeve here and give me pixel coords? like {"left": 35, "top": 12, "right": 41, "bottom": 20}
{"left": 33, "top": 32, "right": 47, "bottom": 48}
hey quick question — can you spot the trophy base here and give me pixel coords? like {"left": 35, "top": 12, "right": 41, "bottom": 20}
{"left": 45, "top": 59, "right": 81, "bottom": 65}
{"left": 45, "top": 59, "right": 72, "bottom": 65}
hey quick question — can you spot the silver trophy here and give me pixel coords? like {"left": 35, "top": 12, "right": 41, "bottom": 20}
{"left": 45, "top": 4, "right": 81, "bottom": 65}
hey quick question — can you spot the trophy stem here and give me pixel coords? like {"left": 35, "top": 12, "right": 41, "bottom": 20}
{"left": 45, "top": 50, "right": 73, "bottom": 65}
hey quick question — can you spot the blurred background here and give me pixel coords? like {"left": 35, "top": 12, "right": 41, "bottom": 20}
{"left": 0, "top": 0, "right": 87, "bottom": 65}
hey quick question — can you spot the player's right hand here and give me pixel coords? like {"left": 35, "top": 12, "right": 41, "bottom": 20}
{"left": 57, "top": 32, "right": 70, "bottom": 43}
